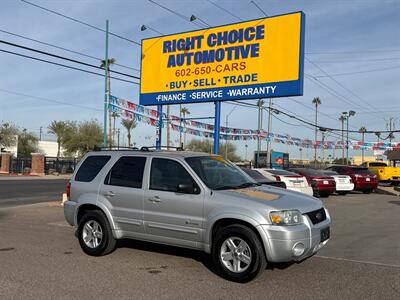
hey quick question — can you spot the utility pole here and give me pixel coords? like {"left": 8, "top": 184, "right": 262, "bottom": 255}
{"left": 386, "top": 117, "right": 397, "bottom": 144}
{"left": 103, "top": 20, "right": 109, "bottom": 147}
{"left": 266, "top": 98, "right": 273, "bottom": 168}
{"left": 256, "top": 99, "right": 264, "bottom": 167}
{"left": 39, "top": 126, "right": 42, "bottom": 141}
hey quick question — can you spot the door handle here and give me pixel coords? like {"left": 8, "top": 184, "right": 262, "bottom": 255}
{"left": 148, "top": 196, "right": 162, "bottom": 203}
{"left": 103, "top": 191, "right": 115, "bottom": 197}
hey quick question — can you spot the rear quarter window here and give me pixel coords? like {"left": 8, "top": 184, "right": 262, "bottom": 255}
{"left": 75, "top": 155, "right": 111, "bottom": 182}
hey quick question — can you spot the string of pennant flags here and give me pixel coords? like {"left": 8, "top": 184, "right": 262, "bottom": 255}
{"left": 109, "top": 95, "right": 399, "bottom": 151}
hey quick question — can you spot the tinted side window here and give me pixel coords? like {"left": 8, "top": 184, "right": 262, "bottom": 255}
{"left": 150, "top": 158, "right": 198, "bottom": 193}
{"left": 105, "top": 156, "right": 146, "bottom": 188}
{"left": 75, "top": 156, "right": 111, "bottom": 182}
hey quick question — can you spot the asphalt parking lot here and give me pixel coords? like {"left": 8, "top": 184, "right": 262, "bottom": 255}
{"left": 0, "top": 193, "right": 399, "bottom": 299}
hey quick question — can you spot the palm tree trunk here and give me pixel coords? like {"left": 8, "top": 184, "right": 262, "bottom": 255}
{"left": 56, "top": 141, "right": 61, "bottom": 172}
{"left": 127, "top": 131, "right": 131, "bottom": 147}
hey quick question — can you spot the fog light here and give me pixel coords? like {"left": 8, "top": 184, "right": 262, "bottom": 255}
{"left": 292, "top": 243, "right": 305, "bottom": 257}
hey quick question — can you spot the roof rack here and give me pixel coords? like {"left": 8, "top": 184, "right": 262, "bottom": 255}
{"left": 141, "top": 146, "right": 184, "bottom": 151}
{"left": 92, "top": 145, "right": 184, "bottom": 152}
{"left": 93, "top": 146, "right": 140, "bottom": 151}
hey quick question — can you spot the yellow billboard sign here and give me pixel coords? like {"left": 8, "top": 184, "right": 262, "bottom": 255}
{"left": 140, "top": 12, "right": 304, "bottom": 105}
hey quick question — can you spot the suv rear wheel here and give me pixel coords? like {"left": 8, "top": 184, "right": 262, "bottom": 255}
{"left": 78, "top": 211, "right": 116, "bottom": 256}
{"left": 212, "top": 224, "right": 266, "bottom": 282}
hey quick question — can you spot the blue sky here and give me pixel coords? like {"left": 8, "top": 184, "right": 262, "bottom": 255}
{"left": 1, "top": 0, "right": 399, "bottom": 160}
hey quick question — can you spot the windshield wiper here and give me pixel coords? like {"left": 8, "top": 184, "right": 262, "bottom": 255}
{"left": 236, "top": 182, "right": 259, "bottom": 189}
{"left": 213, "top": 185, "right": 236, "bottom": 190}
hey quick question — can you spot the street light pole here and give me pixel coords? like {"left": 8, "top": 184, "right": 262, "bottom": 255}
{"left": 225, "top": 105, "right": 237, "bottom": 159}
{"left": 339, "top": 114, "right": 346, "bottom": 163}
{"left": 103, "top": 20, "right": 109, "bottom": 147}
{"left": 344, "top": 110, "right": 356, "bottom": 165}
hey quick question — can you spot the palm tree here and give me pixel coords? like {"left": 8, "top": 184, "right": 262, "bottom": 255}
{"left": 48, "top": 121, "right": 72, "bottom": 169}
{"left": 121, "top": 119, "right": 137, "bottom": 147}
{"left": 180, "top": 106, "right": 190, "bottom": 147}
{"left": 312, "top": 97, "right": 321, "bottom": 164}
{"left": 100, "top": 58, "right": 116, "bottom": 147}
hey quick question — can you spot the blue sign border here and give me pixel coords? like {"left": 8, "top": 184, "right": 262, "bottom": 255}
{"left": 139, "top": 11, "right": 305, "bottom": 106}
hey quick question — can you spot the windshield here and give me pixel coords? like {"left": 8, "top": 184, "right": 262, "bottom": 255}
{"left": 350, "top": 167, "right": 374, "bottom": 175}
{"left": 185, "top": 156, "right": 258, "bottom": 190}
{"left": 291, "top": 168, "right": 326, "bottom": 176}
{"left": 266, "top": 169, "right": 299, "bottom": 176}
{"left": 241, "top": 168, "right": 272, "bottom": 182}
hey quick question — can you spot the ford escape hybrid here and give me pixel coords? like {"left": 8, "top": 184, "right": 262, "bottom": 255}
{"left": 64, "top": 149, "right": 331, "bottom": 282}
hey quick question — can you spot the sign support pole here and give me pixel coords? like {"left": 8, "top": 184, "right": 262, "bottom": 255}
{"left": 156, "top": 105, "right": 163, "bottom": 150}
{"left": 103, "top": 20, "right": 109, "bottom": 147}
{"left": 213, "top": 101, "right": 221, "bottom": 154}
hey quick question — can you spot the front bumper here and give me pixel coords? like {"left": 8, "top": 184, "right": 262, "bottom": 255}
{"left": 64, "top": 200, "right": 78, "bottom": 226}
{"left": 259, "top": 209, "right": 331, "bottom": 263}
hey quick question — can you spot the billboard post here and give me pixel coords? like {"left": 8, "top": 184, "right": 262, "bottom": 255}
{"left": 156, "top": 104, "right": 163, "bottom": 149}
{"left": 213, "top": 101, "right": 221, "bottom": 154}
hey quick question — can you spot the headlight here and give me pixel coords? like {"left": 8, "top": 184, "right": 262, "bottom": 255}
{"left": 270, "top": 210, "right": 303, "bottom": 225}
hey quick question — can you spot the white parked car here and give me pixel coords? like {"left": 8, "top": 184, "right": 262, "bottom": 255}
{"left": 323, "top": 170, "right": 354, "bottom": 195}
{"left": 255, "top": 169, "right": 314, "bottom": 196}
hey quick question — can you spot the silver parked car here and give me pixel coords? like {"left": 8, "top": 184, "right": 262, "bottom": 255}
{"left": 64, "top": 149, "right": 331, "bottom": 282}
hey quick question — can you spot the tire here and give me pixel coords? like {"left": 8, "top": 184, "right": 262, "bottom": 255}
{"left": 212, "top": 224, "right": 267, "bottom": 283}
{"left": 362, "top": 189, "right": 372, "bottom": 194}
{"left": 319, "top": 192, "right": 330, "bottom": 198}
{"left": 337, "top": 191, "right": 347, "bottom": 195}
{"left": 77, "top": 210, "right": 116, "bottom": 256}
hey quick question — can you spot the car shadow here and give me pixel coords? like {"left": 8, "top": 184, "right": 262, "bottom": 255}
{"left": 116, "top": 238, "right": 295, "bottom": 275}
{"left": 116, "top": 239, "right": 219, "bottom": 276}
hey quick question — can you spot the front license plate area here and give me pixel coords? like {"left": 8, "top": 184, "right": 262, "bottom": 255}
{"left": 320, "top": 227, "right": 330, "bottom": 242}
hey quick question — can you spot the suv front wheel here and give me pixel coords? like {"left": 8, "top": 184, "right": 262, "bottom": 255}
{"left": 212, "top": 224, "right": 267, "bottom": 282}
{"left": 78, "top": 211, "right": 116, "bottom": 256}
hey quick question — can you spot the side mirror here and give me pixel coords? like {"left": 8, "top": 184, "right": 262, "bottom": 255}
{"left": 177, "top": 183, "right": 196, "bottom": 194}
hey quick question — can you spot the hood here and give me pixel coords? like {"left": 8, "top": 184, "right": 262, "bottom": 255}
{"left": 214, "top": 185, "right": 323, "bottom": 214}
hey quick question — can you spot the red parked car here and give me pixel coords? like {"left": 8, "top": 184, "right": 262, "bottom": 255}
{"left": 288, "top": 168, "right": 336, "bottom": 198}
{"left": 325, "top": 166, "right": 378, "bottom": 194}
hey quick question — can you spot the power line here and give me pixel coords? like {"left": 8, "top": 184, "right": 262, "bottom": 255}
{"left": 247, "top": 1, "right": 391, "bottom": 120}
{"left": 0, "top": 28, "right": 140, "bottom": 72}
{"left": 21, "top": 0, "right": 141, "bottom": 46}
{"left": 250, "top": 1, "right": 269, "bottom": 16}
{"left": 147, "top": 0, "right": 202, "bottom": 28}
{"left": 0, "top": 48, "right": 139, "bottom": 85}
{"left": 0, "top": 39, "right": 140, "bottom": 80}
{"left": 306, "top": 49, "right": 400, "bottom": 55}
{"left": 313, "top": 65, "right": 400, "bottom": 77}
{"left": 0, "top": 88, "right": 102, "bottom": 112}
{"left": 205, "top": 0, "right": 242, "bottom": 21}
{"left": 306, "top": 58, "right": 387, "bottom": 115}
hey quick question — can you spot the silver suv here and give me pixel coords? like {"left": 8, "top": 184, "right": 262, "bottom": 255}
{"left": 64, "top": 149, "right": 330, "bottom": 282}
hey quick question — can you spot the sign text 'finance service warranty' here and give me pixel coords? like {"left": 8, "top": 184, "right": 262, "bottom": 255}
{"left": 140, "top": 12, "right": 305, "bottom": 106}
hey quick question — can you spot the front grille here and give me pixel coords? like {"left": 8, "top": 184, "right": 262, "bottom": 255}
{"left": 305, "top": 208, "right": 327, "bottom": 225}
